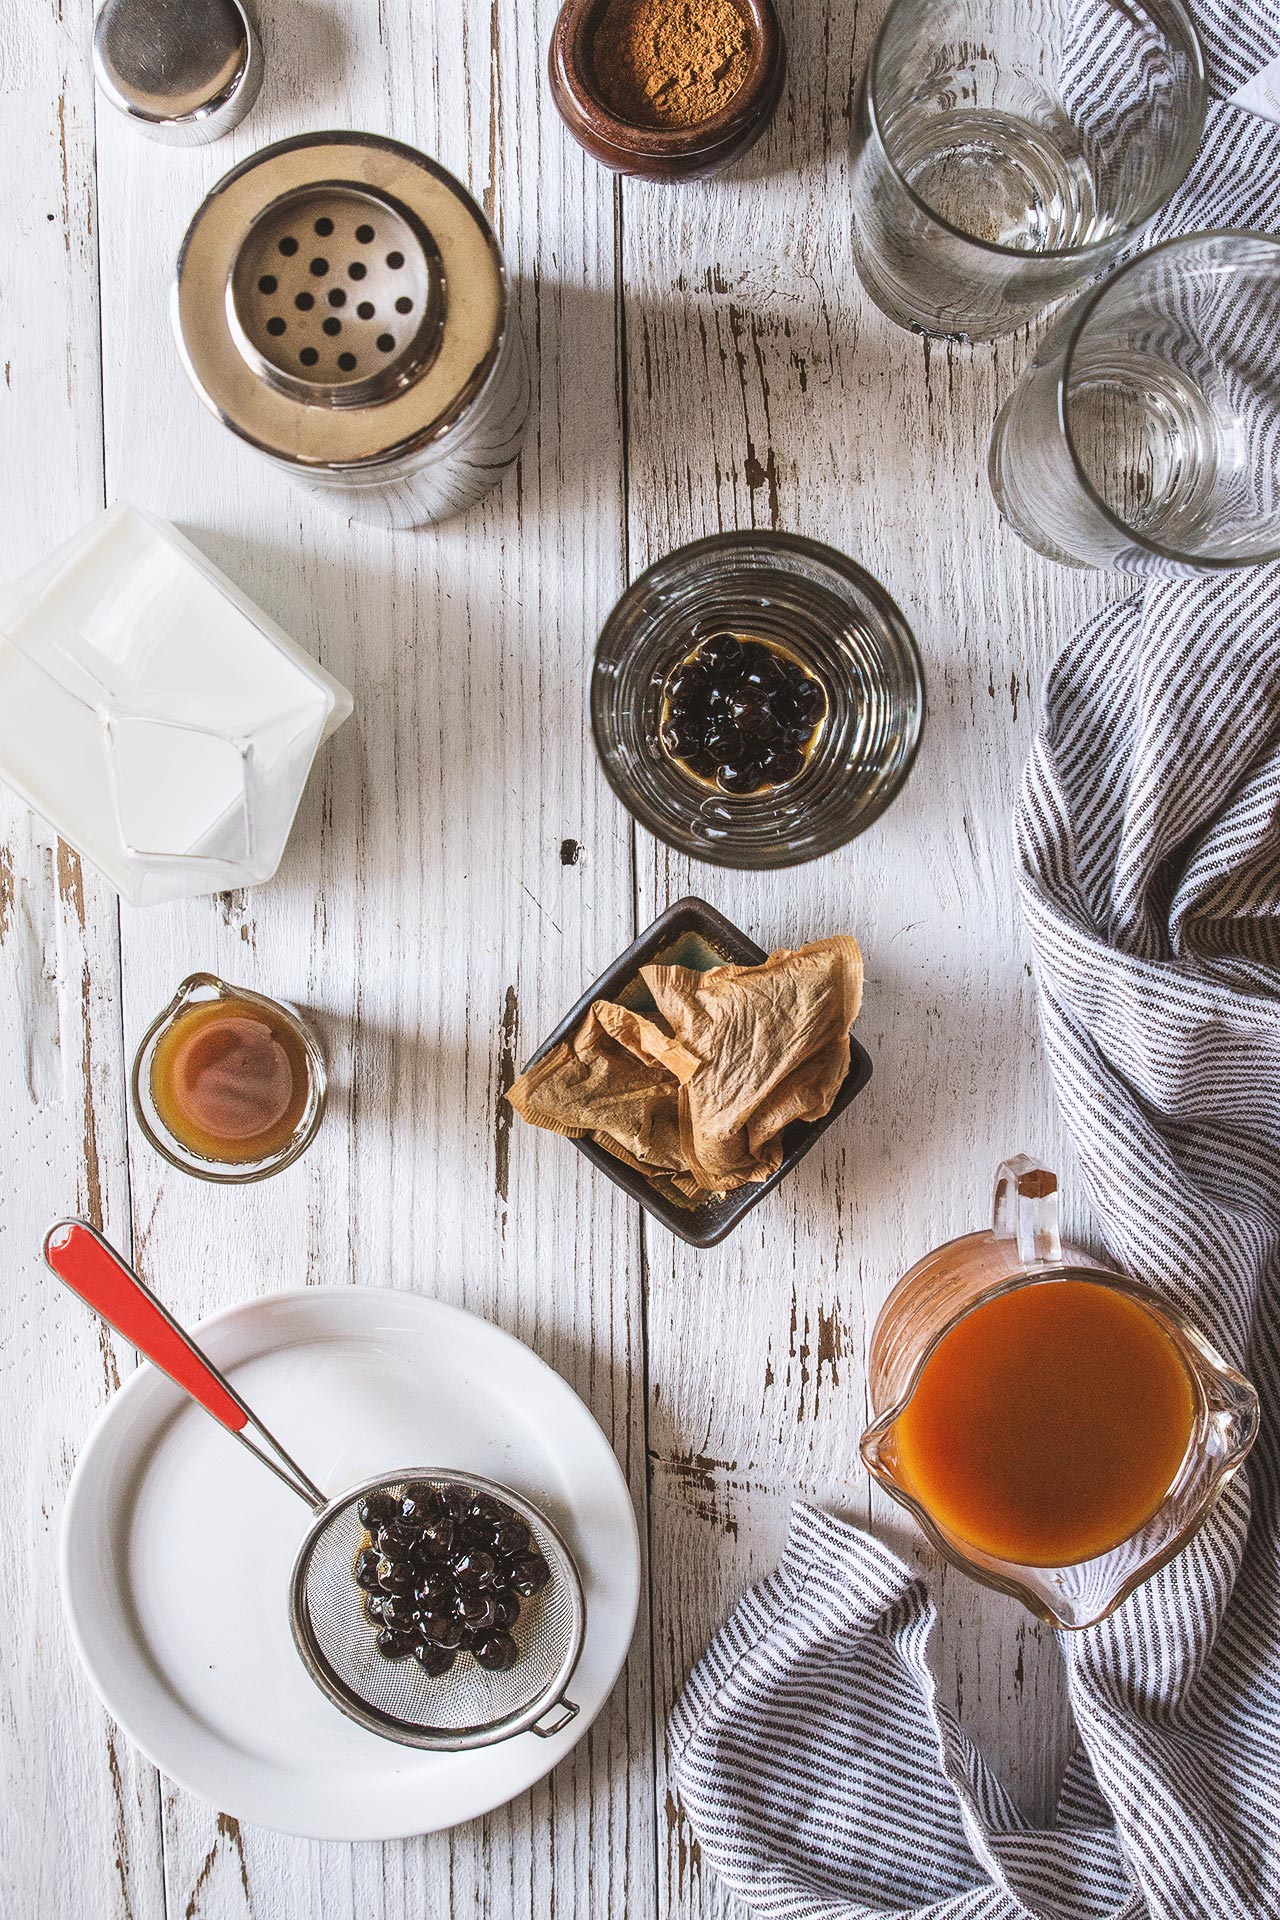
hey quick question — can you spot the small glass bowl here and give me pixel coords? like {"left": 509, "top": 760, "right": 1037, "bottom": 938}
{"left": 131, "top": 972, "right": 327, "bottom": 1183}
{"left": 548, "top": 0, "right": 786, "bottom": 181}
{"left": 591, "top": 532, "right": 925, "bottom": 870}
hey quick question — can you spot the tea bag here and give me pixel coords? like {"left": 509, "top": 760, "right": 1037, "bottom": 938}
{"left": 646, "top": 935, "right": 863, "bottom": 1192}
{"left": 505, "top": 1000, "right": 698, "bottom": 1181}
{"left": 507, "top": 936, "right": 863, "bottom": 1195}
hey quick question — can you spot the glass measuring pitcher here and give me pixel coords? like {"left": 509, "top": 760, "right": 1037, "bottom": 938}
{"left": 861, "top": 1157, "right": 1259, "bottom": 1628}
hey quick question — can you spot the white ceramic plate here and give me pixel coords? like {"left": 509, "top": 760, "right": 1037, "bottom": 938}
{"left": 61, "top": 1286, "right": 640, "bottom": 1840}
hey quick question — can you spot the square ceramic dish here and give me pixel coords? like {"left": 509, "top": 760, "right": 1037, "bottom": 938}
{"left": 520, "top": 896, "right": 873, "bottom": 1246}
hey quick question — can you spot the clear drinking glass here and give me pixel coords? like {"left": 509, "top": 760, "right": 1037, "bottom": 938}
{"left": 591, "top": 532, "right": 924, "bottom": 870}
{"left": 988, "top": 230, "right": 1280, "bottom": 573}
{"left": 861, "top": 1158, "right": 1259, "bottom": 1628}
{"left": 849, "top": 0, "right": 1205, "bottom": 340}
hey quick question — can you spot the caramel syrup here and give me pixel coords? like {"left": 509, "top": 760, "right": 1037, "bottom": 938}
{"left": 150, "top": 996, "right": 312, "bottom": 1165}
{"left": 895, "top": 1279, "right": 1196, "bottom": 1566}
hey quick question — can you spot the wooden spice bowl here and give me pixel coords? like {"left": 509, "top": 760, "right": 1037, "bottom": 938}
{"left": 549, "top": 0, "right": 786, "bottom": 181}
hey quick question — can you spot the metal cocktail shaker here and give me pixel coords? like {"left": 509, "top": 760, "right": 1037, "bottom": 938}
{"left": 173, "top": 132, "right": 529, "bottom": 529}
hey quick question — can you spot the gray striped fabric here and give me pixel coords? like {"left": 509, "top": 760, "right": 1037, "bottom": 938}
{"left": 668, "top": 9, "right": 1280, "bottom": 1917}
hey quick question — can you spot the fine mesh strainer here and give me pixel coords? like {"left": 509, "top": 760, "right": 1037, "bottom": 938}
{"left": 44, "top": 1220, "right": 585, "bottom": 1750}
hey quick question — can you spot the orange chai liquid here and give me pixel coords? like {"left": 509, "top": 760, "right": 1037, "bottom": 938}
{"left": 150, "top": 996, "right": 311, "bottom": 1165}
{"left": 895, "top": 1278, "right": 1196, "bottom": 1566}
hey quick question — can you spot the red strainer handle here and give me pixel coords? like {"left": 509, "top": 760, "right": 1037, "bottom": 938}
{"left": 44, "top": 1219, "right": 248, "bottom": 1430}
{"left": 44, "top": 1219, "right": 325, "bottom": 1508}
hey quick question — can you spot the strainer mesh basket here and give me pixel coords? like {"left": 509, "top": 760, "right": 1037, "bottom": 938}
{"left": 291, "top": 1470, "right": 584, "bottom": 1751}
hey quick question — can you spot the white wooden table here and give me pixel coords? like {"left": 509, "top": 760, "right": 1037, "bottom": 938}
{"left": 1, "top": 3, "right": 1125, "bottom": 1914}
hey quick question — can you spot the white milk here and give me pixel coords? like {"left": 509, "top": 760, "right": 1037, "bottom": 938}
{"left": 0, "top": 505, "right": 352, "bottom": 905}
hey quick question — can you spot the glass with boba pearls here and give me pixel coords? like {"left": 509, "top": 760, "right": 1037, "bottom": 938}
{"left": 592, "top": 531, "right": 924, "bottom": 870}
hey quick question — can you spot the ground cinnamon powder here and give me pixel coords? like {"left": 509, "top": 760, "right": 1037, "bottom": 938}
{"left": 591, "top": 0, "right": 752, "bottom": 129}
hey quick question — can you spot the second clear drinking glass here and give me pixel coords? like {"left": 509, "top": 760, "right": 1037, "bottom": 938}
{"left": 849, "top": 0, "right": 1205, "bottom": 341}
{"left": 988, "top": 230, "right": 1280, "bottom": 573}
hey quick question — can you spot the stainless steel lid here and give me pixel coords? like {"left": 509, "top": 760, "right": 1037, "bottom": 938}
{"left": 173, "top": 133, "right": 509, "bottom": 469}
{"left": 94, "top": 0, "right": 263, "bottom": 143}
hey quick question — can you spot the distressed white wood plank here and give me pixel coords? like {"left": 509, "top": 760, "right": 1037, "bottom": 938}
{"left": 6, "top": 0, "right": 1155, "bottom": 1914}
{"left": 0, "top": 4, "right": 166, "bottom": 1917}
{"left": 86, "top": 1, "right": 655, "bottom": 1916}
{"left": 619, "top": 3, "right": 1130, "bottom": 1912}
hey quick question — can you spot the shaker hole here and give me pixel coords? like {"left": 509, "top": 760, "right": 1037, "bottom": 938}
{"left": 310, "top": 257, "right": 329, "bottom": 277}
{"left": 266, "top": 317, "right": 286, "bottom": 336}
{"left": 323, "top": 317, "right": 342, "bottom": 336}
{"left": 314, "top": 216, "right": 334, "bottom": 236}
{"left": 348, "top": 262, "right": 367, "bottom": 280}
{"left": 356, "top": 301, "right": 375, "bottom": 319}
{"left": 257, "top": 274, "right": 277, "bottom": 294}
{"left": 295, "top": 291, "right": 315, "bottom": 311}
{"left": 328, "top": 288, "right": 346, "bottom": 307}
{"left": 395, "top": 296, "right": 413, "bottom": 314}
{"left": 386, "top": 251, "right": 405, "bottom": 270}
{"left": 278, "top": 235, "right": 298, "bottom": 256}
{"left": 377, "top": 333, "right": 395, "bottom": 352}
{"left": 338, "top": 352, "right": 357, "bottom": 371}
{"left": 355, "top": 224, "right": 375, "bottom": 244}
{"left": 299, "top": 347, "right": 319, "bottom": 367}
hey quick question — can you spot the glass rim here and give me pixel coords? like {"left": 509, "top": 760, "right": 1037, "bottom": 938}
{"left": 590, "top": 528, "right": 926, "bottom": 870}
{"left": 1056, "top": 226, "right": 1280, "bottom": 569}
{"left": 865, "top": 0, "right": 1207, "bottom": 265}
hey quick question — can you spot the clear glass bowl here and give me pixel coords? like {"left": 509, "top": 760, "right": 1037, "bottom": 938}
{"left": 590, "top": 532, "right": 925, "bottom": 870}
{"left": 131, "top": 972, "right": 328, "bottom": 1183}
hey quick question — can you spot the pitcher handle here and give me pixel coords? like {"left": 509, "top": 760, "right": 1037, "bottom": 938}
{"left": 993, "top": 1156, "right": 1063, "bottom": 1267}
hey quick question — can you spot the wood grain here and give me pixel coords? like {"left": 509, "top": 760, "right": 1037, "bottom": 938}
{"left": 618, "top": 2, "right": 1127, "bottom": 1911}
{"left": 82, "top": 0, "right": 659, "bottom": 1911}
{"left": 0, "top": 4, "right": 165, "bottom": 1917}
{"left": 2, "top": 0, "right": 1138, "bottom": 1914}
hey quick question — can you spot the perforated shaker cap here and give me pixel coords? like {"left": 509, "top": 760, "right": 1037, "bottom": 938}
{"left": 173, "top": 133, "right": 510, "bottom": 470}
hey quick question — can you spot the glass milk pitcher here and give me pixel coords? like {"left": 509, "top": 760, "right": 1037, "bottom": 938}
{"left": 0, "top": 504, "right": 352, "bottom": 907}
{"left": 861, "top": 1157, "right": 1259, "bottom": 1628}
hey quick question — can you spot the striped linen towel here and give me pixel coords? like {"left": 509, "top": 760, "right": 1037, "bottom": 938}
{"left": 668, "top": 8, "right": 1280, "bottom": 1917}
